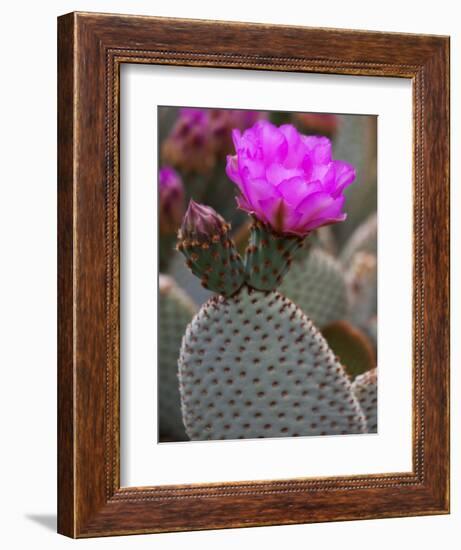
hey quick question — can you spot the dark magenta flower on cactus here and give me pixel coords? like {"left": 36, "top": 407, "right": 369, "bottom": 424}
{"left": 226, "top": 120, "right": 356, "bottom": 237}
{"left": 209, "top": 109, "right": 264, "bottom": 155}
{"left": 159, "top": 167, "right": 185, "bottom": 235}
{"left": 162, "top": 107, "right": 265, "bottom": 174}
{"left": 162, "top": 109, "right": 215, "bottom": 174}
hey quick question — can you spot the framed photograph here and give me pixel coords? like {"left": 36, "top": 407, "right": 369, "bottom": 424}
{"left": 57, "top": 12, "right": 450, "bottom": 537}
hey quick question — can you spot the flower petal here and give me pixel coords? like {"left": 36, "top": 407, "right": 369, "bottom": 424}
{"left": 302, "top": 135, "right": 332, "bottom": 163}
{"left": 258, "top": 196, "right": 302, "bottom": 234}
{"left": 277, "top": 176, "right": 313, "bottom": 208}
{"left": 266, "top": 165, "right": 304, "bottom": 187}
{"left": 330, "top": 160, "right": 356, "bottom": 196}
{"left": 295, "top": 191, "right": 337, "bottom": 226}
{"left": 231, "top": 129, "right": 243, "bottom": 151}
{"left": 225, "top": 155, "right": 244, "bottom": 190}
{"left": 240, "top": 173, "right": 280, "bottom": 211}
{"left": 299, "top": 194, "right": 346, "bottom": 231}
{"left": 279, "top": 124, "right": 308, "bottom": 168}
{"left": 236, "top": 194, "right": 252, "bottom": 212}
{"left": 256, "top": 121, "right": 288, "bottom": 164}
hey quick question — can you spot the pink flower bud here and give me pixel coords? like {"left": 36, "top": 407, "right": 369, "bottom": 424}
{"left": 179, "top": 200, "right": 228, "bottom": 242}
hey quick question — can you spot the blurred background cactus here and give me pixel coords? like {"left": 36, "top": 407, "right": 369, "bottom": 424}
{"left": 157, "top": 106, "right": 377, "bottom": 443}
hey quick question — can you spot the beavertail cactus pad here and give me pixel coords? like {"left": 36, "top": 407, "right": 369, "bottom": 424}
{"left": 158, "top": 275, "right": 197, "bottom": 440}
{"left": 352, "top": 368, "right": 378, "bottom": 433}
{"left": 178, "top": 286, "right": 366, "bottom": 440}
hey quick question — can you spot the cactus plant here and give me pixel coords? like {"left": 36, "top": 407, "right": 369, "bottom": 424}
{"left": 314, "top": 225, "right": 337, "bottom": 255}
{"left": 158, "top": 167, "right": 185, "bottom": 271}
{"left": 244, "top": 219, "right": 304, "bottom": 291}
{"left": 321, "top": 320, "right": 376, "bottom": 378}
{"left": 168, "top": 250, "right": 214, "bottom": 306}
{"left": 172, "top": 120, "right": 373, "bottom": 441}
{"left": 158, "top": 275, "right": 197, "bottom": 441}
{"left": 341, "top": 212, "right": 377, "bottom": 266}
{"left": 352, "top": 368, "right": 377, "bottom": 433}
{"left": 332, "top": 116, "right": 377, "bottom": 246}
{"left": 176, "top": 201, "right": 246, "bottom": 298}
{"left": 279, "top": 247, "right": 348, "bottom": 328}
{"left": 346, "top": 251, "right": 377, "bottom": 330}
{"left": 179, "top": 286, "right": 366, "bottom": 440}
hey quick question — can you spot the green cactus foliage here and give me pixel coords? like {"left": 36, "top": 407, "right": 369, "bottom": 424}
{"left": 158, "top": 275, "right": 197, "bottom": 441}
{"left": 332, "top": 116, "right": 377, "bottom": 246}
{"left": 178, "top": 285, "right": 367, "bottom": 440}
{"left": 245, "top": 219, "right": 304, "bottom": 291}
{"left": 314, "top": 225, "right": 337, "bottom": 256}
{"left": 346, "top": 251, "right": 377, "bottom": 330}
{"left": 279, "top": 247, "right": 349, "bottom": 328}
{"left": 168, "top": 250, "right": 213, "bottom": 306}
{"left": 321, "top": 321, "right": 376, "bottom": 379}
{"left": 341, "top": 213, "right": 377, "bottom": 266}
{"left": 177, "top": 218, "right": 246, "bottom": 298}
{"left": 352, "top": 368, "right": 377, "bottom": 433}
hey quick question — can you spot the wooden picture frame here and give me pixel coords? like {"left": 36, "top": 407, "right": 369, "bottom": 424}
{"left": 57, "top": 12, "right": 450, "bottom": 538}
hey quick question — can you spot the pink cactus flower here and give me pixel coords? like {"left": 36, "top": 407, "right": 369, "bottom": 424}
{"left": 226, "top": 120, "right": 356, "bottom": 237}
{"left": 162, "top": 109, "right": 215, "bottom": 174}
{"left": 162, "top": 107, "right": 265, "bottom": 174}
{"left": 158, "top": 167, "right": 185, "bottom": 235}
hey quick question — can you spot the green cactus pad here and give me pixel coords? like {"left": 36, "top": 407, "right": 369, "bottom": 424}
{"left": 346, "top": 251, "right": 377, "bottom": 329}
{"left": 352, "top": 368, "right": 377, "bottom": 433}
{"left": 314, "top": 226, "right": 337, "bottom": 256}
{"left": 178, "top": 285, "right": 366, "bottom": 440}
{"left": 177, "top": 208, "right": 246, "bottom": 298}
{"left": 168, "top": 250, "right": 213, "bottom": 306}
{"left": 341, "top": 213, "right": 377, "bottom": 266}
{"left": 332, "top": 116, "right": 377, "bottom": 246}
{"left": 245, "top": 219, "right": 305, "bottom": 291}
{"left": 279, "top": 247, "right": 349, "bottom": 328}
{"left": 158, "top": 275, "right": 197, "bottom": 441}
{"left": 321, "top": 320, "right": 376, "bottom": 379}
